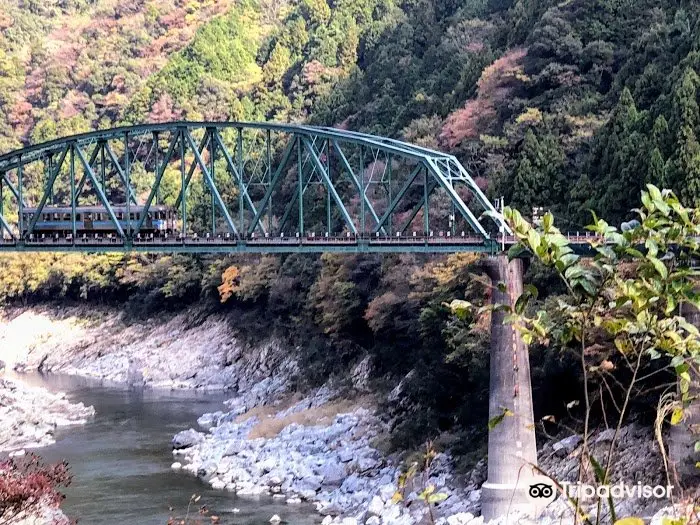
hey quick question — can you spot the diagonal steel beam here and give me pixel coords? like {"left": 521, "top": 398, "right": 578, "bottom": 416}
{"left": 302, "top": 137, "right": 357, "bottom": 235}
{"left": 184, "top": 130, "right": 239, "bottom": 236}
{"left": 104, "top": 142, "right": 138, "bottom": 204}
{"left": 24, "top": 146, "right": 69, "bottom": 238}
{"left": 448, "top": 157, "right": 512, "bottom": 235}
{"left": 329, "top": 141, "right": 385, "bottom": 234}
{"left": 373, "top": 164, "right": 423, "bottom": 234}
{"left": 74, "top": 145, "right": 125, "bottom": 238}
{"left": 175, "top": 132, "right": 210, "bottom": 210}
{"left": 246, "top": 138, "right": 296, "bottom": 236}
{"left": 213, "top": 131, "right": 265, "bottom": 235}
{"left": 424, "top": 158, "right": 488, "bottom": 239}
{"left": 75, "top": 142, "right": 103, "bottom": 202}
{"left": 0, "top": 213, "right": 15, "bottom": 241}
{"left": 399, "top": 179, "right": 438, "bottom": 234}
{"left": 1, "top": 171, "right": 25, "bottom": 206}
{"left": 134, "top": 132, "right": 180, "bottom": 235}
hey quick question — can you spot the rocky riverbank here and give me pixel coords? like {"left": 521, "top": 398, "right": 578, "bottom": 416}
{"left": 0, "top": 374, "right": 94, "bottom": 525}
{"left": 169, "top": 376, "right": 674, "bottom": 525}
{"left": 0, "top": 306, "right": 681, "bottom": 525}
{"left": 0, "top": 375, "right": 95, "bottom": 454}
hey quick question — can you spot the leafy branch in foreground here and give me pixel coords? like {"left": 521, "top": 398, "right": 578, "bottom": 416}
{"left": 0, "top": 454, "right": 73, "bottom": 525}
{"left": 502, "top": 185, "right": 700, "bottom": 524}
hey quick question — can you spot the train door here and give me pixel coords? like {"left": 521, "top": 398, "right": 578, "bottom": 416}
{"left": 84, "top": 212, "right": 94, "bottom": 230}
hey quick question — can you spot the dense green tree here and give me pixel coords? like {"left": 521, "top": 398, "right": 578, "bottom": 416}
{"left": 510, "top": 129, "right": 564, "bottom": 215}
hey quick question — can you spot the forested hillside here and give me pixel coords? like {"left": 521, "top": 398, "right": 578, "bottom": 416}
{"left": 2, "top": 0, "right": 700, "bottom": 454}
{"left": 4, "top": 0, "right": 700, "bottom": 225}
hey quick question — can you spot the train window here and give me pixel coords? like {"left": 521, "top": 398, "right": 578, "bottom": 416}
{"left": 129, "top": 213, "right": 135, "bottom": 220}
{"left": 53, "top": 213, "right": 59, "bottom": 220}
{"left": 76, "top": 214, "right": 81, "bottom": 221}
{"left": 43, "top": 214, "right": 50, "bottom": 221}
{"left": 116, "top": 212, "right": 123, "bottom": 220}
{"left": 63, "top": 213, "right": 70, "bottom": 220}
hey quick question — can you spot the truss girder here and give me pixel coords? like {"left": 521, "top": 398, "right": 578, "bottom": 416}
{"left": 0, "top": 121, "right": 510, "bottom": 251}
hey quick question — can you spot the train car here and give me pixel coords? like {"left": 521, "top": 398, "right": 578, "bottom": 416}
{"left": 21, "top": 205, "right": 177, "bottom": 236}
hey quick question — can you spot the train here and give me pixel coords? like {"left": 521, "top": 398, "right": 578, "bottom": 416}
{"left": 21, "top": 205, "right": 177, "bottom": 236}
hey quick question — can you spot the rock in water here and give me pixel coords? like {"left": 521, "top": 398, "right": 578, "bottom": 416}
{"left": 172, "top": 428, "right": 203, "bottom": 449}
{"left": 270, "top": 514, "right": 281, "bottom": 523}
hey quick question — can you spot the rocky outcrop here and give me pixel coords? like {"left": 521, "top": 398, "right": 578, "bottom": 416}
{"left": 0, "top": 376, "right": 95, "bottom": 453}
{"left": 0, "top": 306, "right": 294, "bottom": 391}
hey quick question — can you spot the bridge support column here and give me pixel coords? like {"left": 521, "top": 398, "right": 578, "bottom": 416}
{"left": 481, "top": 255, "right": 538, "bottom": 521}
{"left": 669, "top": 300, "right": 700, "bottom": 488}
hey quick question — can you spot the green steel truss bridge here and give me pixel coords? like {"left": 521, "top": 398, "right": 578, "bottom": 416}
{"left": 0, "top": 122, "right": 513, "bottom": 254}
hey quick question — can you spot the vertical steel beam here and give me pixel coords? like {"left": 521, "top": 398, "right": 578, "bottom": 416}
{"left": 48, "top": 155, "right": 54, "bottom": 205}
{"left": 180, "top": 127, "right": 186, "bottom": 238}
{"left": 0, "top": 174, "right": 3, "bottom": 240}
{"left": 326, "top": 140, "right": 331, "bottom": 234}
{"left": 237, "top": 128, "right": 244, "bottom": 234}
{"left": 124, "top": 132, "right": 131, "bottom": 238}
{"left": 0, "top": 175, "right": 14, "bottom": 242}
{"left": 210, "top": 129, "right": 216, "bottom": 235}
{"left": 18, "top": 160, "right": 23, "bottom": 237}
{"left": 387, "top": 155, "right": 392, "bottom": 235}
{"left": 70, "top": 145, "right": 76, "bottom": 239}
{"left": 297, "top": 136, "right": 303, "bottom": 235}
{"left": 153, "top": 132, "right": 160, "bottom": 205}
{"left": 360, "top": 146, "right": 365, "bottom": 236}
{"left": 266, "top": 130, "right": 272, "bottom": 233}
{"left": 24, "top": 146, "right": 69, "bottom": 238}
{"left": 100, "top": 142, "right": 106, "bottom": 197}
{"left": 423, "top": 167, "right": 429, "bottom": 236}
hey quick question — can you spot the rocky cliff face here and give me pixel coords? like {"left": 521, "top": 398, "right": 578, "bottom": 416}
{"left": 0, "top": 306, "right": 294, "bottom": 391}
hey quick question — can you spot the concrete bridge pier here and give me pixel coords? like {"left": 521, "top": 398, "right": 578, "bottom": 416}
{"left": 481, "top": 255, "right": 539, "bottom": 521}
{"left": 669, "top": 300, "right": 700, "bottom": 488}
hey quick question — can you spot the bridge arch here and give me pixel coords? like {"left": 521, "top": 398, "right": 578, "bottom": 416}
{"left": 0, "top": 122, "right": 510, "bottom": 253}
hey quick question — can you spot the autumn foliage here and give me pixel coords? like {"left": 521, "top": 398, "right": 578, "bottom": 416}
{"left": 0, "top": 454, "right": 72, "bottom": 525}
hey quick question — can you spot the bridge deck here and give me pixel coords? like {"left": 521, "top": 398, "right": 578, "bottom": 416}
{"left": 0, "top": 234, "right": 602, "bottom": 254}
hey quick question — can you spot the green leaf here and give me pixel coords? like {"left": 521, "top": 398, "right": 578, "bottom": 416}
{"left": 648, "top": 256, "right": 668, "bottom": 279}
{"left": 488, "top": 407, "right": 514, "bottom": 430}
{"left": 671, "top": 408, "right": 684, "bottom": 425}
{"left": 543, "top": 213, "right": 553, "bottom": 232}
{"left": 427, "top": 493, "right": 449, "bottom": 504}
{"left": 527, "top": 229, "right": 542, "bottom": 253}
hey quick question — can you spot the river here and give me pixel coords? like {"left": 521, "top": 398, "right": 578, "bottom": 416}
{"left": 13, "top": 372, "right": 320, "bottom": 525}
